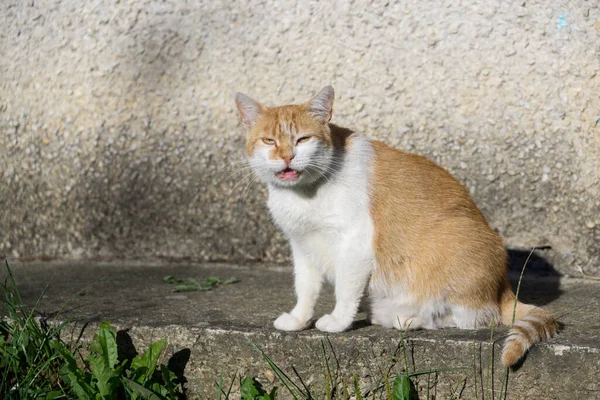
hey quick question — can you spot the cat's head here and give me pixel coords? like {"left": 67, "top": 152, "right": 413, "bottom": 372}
{"left": 234, "top": 86, "right": 335, "bottom": 188}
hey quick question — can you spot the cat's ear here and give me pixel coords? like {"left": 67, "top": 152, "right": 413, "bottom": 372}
{"left": 306, "top": 85, "right": 334, "bottom": 124}
{"left": 235, "top": 92, "right": 266, "bottom": 129}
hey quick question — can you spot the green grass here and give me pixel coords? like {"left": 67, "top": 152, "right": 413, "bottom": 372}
{"left": 236, "top": 323, "right": 517, "bottom": 400}
{"left": 0, "top": 259, "right": 185, "bottom": 399}
{"left": 1, "top": 259, "right": 71, "bottom": 398}
{"left": 243, "top": 335, "right": 475, "bottom": 400}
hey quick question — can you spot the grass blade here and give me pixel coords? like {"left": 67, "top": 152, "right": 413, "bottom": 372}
{"left": 249, "top": 340, "right": 309, "bottom": 399}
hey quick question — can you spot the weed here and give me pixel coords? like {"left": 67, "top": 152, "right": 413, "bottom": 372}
{"left": 1, "top": 259, "right": 72, "bottom": 398}
{"left": 163, "top": 275, "right": 240, "bottom": 292}
{"left": 216, "top": 369, "right": 236, "bottom": 400}
{"left": 1, "top": 259, "right": 185, "bottom": 399}
{"left": 246, "top": 335, "right": 470, "bottom": 400}
{"left": 53, "top": 321, "right": 184, "bottom": 399}
{"left": 240, "top": 377, "right": 277, "bottom": 400}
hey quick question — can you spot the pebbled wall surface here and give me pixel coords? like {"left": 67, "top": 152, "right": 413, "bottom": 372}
{"left": 1, "top": 0, "right": 599, "bottom": 275}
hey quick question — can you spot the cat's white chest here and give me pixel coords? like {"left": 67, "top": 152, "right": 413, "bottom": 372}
{"left": 267, "top": 184, "right": 348, "bottom": 235}
{"left": 266, "top": 138, "right": 375, "bottom": 278}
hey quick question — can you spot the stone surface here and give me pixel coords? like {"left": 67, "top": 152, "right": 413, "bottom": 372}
{"left": 3, "top": 261, "right": 599, "bottom": 399}
{"left": 1, "top": 0, "right": 599, "bottom": 275}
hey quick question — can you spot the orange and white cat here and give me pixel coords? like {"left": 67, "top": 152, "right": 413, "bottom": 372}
{"left": 234, "top": 86, "right": 558, "bottom": 366}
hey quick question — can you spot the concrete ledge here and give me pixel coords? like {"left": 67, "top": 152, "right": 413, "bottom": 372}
{"left": 3, "top": 262, "right": 599, "bottom": 399}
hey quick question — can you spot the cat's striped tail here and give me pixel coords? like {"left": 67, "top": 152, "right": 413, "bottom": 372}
{"left": 499, "top": 288, "right": 559, "bottom": 366}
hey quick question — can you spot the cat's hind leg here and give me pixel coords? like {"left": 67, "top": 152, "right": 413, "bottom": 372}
{"left": 369, "top": 296, "right": 425, "bottom": 330}
{"left": 450, "top": 304, "right": 500, "bottom": 329}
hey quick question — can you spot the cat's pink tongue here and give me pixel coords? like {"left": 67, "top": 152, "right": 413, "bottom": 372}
{"left": 278, "top": 168, "right": 299, "bottom": 180}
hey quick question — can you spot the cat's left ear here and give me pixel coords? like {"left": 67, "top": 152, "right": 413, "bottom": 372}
{"left": 235, "top": 92, "right": 266, "bottom": 129}
{"left": 306, "top": 85, "right": 334, "bottom": 124}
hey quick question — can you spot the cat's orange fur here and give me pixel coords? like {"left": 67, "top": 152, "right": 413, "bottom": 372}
{"left": 245, "top": 105, "right": 334, "bottom": 158}
{"left": 370, "top": 141, "right": 558, "bottom": 365}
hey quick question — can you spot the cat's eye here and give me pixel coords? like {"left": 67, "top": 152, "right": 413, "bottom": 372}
{"left": 262, "top": 138, "right": 276, "bottom": 145}
{"left": 296, "top": 136, "right": 311, "bottom": 145}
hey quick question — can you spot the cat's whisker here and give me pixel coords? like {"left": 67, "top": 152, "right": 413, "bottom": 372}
{"left": 303, "top": 157, "right": 342, "bottom": 167}
{"left": 305, "top": 164, "right": 332, "bottom": 184}
{"left": 310, "top": 169, "right": 332, "bottom": 185}
{"left": 225, "top": 159, "right": 252, "bottom": 168}
{"left": 305, "top": 158, "right": 345, "bottom": 169}
{"left": 306, "top": 161, "right": 344, "bottom": 176}
{"left": 222, "top": 170, "right": 257, "bottom": 206}
{"left": 303, "top": 166, "right": 323, "bottom": 184}
{"left": 306, "top": 155, "right": 344, "bottom": 163}
{"left": 237, "top": 174, "right": 260, "bottom": 205}
{"left": 216, "top": 165, "right": 256, "bottom": 188}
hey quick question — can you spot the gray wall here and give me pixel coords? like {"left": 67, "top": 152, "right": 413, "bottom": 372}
{"left": 1, "top": 0, "right": 599, "bottom": 275}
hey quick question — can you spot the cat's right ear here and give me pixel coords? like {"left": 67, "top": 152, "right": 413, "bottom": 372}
{"left": 306, "top": 85, "right": 335, "bottom": 124}
{"left": 235, "top": 92, "right": 266, "bottom": 129}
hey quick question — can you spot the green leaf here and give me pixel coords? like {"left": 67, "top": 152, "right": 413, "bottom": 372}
{"left": 44, "top": 390, "right": 65, "bottom": 400}
{"left": 392, "top": 375, "right": 412, "bottom": 400}
{"left": 122, "top": 377, "right": 166, "bottom": 400}
{"left": 87, "top": 323, "right": 122, "bottom": 397}
{"left": 173, "top": 283, "right": 200, "bottom": 292}
{"left": 50, "top": 339, "right": 78, "bottom": 368}
{"left": 223, "top": 277, "right": 240, "bottom": 285}
{"left": 203, "top": 277, "right": 222, "bottom": 287}
{"left": 59, "top": 364, "right": 95, "bottom": 400}
{"left": 52, "top": 338, "right": 97, "bottom": 399}
{"left": 240, "top": 376, "right": 276, "bottom": 399}
{"left": 130, "top": 338, "right": 166, "bottom": 385}
{"left": 88, "top": 353, "right": 121, "bottom": 397}
{"left": 89, "top": 322, "right": 118, "bottom": 370}
{"left": 173, "top": 278, "right": 201, "bottom": 292}
{"left": 241, "top": 377, "right": 263, "bottom": 399}
{"left": 353, "top": 374, "right": 363, "bottom": 400}
{"left": 159, "top": 364, "right": 178, "bottom": 395}
{"left": 165, "top": 275, "right": 240, "bottom": 292}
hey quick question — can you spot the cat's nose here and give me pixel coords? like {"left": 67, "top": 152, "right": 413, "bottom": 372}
{"left": 281, "top": 154, "right": 295, "bottom": 166}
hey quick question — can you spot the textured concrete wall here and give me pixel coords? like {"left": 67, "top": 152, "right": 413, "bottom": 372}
{"left": 1, "top": 0, "right": 599, "bottom": 275}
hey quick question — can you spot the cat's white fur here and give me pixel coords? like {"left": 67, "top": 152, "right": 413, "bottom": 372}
{"left": 267, "top": 137, "right": 376, "bottom": 332}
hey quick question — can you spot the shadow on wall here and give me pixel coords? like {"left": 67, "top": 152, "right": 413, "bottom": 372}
{"left": 67, "top": 8, "right": 208, "bottom": 256}
{"left": 66, "top": 10, "right": 268, "bottom": 260}
{"left": 72, "top": 135, "right": 178, "bottom": 256}
{"left": 70, "top": 125, "right": 268, "bottom": 260}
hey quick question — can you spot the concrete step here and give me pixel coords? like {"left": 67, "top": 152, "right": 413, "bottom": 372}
{"left": 3, "top": 261, "right": 600, "bottom": 399}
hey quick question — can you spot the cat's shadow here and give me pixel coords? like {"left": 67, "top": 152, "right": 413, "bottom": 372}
{"left": 506, "top": 248, "right": 562, "bottom": 306}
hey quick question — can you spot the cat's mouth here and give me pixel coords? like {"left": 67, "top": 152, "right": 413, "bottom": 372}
{"left": 276, "top": 168, "right": 301, "bottom": 181}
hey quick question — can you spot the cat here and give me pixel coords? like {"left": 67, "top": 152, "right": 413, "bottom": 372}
{"left": 234, "top": 86, "right": 558, "bottom": 366}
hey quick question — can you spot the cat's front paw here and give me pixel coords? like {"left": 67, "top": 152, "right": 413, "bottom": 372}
{"left": 315, "top": 314, "right": 351, "bottom": 333}
{"left": 274, "top": 313, "right": 307, "bottom": 331}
